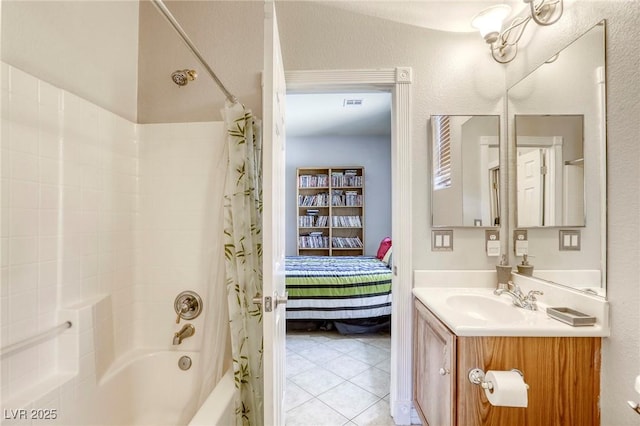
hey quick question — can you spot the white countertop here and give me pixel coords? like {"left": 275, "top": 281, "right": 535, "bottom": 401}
{"left": 413, "top": 286, "right": 609, "bottom": 337}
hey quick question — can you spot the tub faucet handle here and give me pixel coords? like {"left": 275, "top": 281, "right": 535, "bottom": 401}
{"left": 176, "top": 302, "right": 189, "bottom": 324}
{"left": 174, "top": 291, "right": 202, "bottom": 324}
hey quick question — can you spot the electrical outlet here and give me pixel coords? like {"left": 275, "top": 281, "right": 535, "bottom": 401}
{"left": 514, "top": 229, "right": 528, "bottom": 256}
{"left": 485, "top": 230, "right": 500, "bottom": 256}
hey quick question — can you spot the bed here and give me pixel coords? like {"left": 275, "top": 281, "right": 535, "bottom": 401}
{"left": 284, "top": 256, "right": 392, "bottom": 321}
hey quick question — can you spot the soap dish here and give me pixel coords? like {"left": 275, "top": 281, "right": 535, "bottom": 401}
{"left": 546, "top": 307, "right": 596, "bottom": 327}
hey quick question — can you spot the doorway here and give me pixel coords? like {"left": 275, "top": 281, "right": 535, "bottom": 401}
{"left": 281, "top": 68, "right": 414, "bottom": 425}
{"left": 284, "top": 90, "right": 393, "bottom": 424}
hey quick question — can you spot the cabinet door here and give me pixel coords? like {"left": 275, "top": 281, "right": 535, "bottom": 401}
{"left": 414, "top": 300, "right": 456, "bottom": 426}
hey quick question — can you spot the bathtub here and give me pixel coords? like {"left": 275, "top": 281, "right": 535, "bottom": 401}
{"left": 74, "top": 350, "right": 200, "bottom": 425}
{"left": 188, "top": 368, "right": 236, "bottom": 426}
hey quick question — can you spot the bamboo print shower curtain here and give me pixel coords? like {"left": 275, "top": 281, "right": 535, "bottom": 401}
{"left": 223, "top": 101, "right": 264, "bottom": 426}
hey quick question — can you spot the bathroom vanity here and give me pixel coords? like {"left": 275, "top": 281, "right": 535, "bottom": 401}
{"left": 413, "top": 288, "right": 604, "bottom": 426}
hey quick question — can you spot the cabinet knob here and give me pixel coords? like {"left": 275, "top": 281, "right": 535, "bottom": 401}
{"left": 439, "top": 367, "right": 450, "bottom": 376}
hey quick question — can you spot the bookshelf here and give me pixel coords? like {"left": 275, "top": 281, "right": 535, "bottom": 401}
{"left": 296, "top": 167, "right": 364, "bottom": 256}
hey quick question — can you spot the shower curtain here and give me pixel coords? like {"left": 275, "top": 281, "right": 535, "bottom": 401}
{"left": 222, "top": 100, "right": 264, "bottom": 426}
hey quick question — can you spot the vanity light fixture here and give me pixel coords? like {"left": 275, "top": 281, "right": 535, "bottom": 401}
{"left": 471, "top": 0, "right": 564, "bottom": 64}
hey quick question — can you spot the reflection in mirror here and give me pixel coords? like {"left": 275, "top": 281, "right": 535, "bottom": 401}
{"left": 431, "top": 115, "right": 500, "bottom": 228}
{"left": 515, "top": 115, "right": 585, "bottom": 227}
{"left": 507, "top": 21, "right": 606, "bottom": 296}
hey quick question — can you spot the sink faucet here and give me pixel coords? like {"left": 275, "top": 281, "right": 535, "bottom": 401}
{"left": 173, "top": 323, "right": 195, "bottom": 345}
{"left": 494, "top": 281, "right": 543, "bottom": 310}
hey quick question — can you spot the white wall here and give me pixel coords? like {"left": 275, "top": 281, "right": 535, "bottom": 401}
{"left": 504, "top": 2, "right": 640, "bottom": 424}
{"left": 286, "top": 135, "right": 391, "bottom": 256}
{"left": 277, "top": 2, "right": 506, "bottom": 270}
{"left": 1, "top": 1, "right": 139, "bottom": 122}
{"left": 137, "top": 0, "right": 264, "bottom": 123}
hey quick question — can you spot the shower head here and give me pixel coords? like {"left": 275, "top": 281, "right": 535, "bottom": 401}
{"left": 171, "top": 69, "right": 197, "bottom": 87}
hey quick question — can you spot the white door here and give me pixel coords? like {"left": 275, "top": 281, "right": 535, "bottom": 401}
{"left": 262, "top": 2, "right": 287, "bottom": 425}
{"left": 517, "top": 149, "right": 543, "bottom": 227}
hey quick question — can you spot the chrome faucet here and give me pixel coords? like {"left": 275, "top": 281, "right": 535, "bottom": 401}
{"left": 494, "top": 281, "right": 543, "bottom": 311}
{"left": 173, "top": 323, "right": 195, "bottom": 345}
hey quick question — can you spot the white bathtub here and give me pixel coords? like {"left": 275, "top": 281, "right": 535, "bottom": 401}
{"left": 56, "top": 349, "right": 236, "bottom": 426}
{"left": 188, "top": 368, "right": 236, "bottom": 426}
{"left": 59, "top": 351, "right": 189, "bottom": 425}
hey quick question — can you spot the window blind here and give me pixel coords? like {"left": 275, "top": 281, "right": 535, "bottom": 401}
{"left": 433, "top": 115, "right": 452, "bottom": 190}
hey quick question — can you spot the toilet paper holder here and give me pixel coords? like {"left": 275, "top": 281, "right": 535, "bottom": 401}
{"left": 468, "top": 368, "right": 529, "bottom": 391}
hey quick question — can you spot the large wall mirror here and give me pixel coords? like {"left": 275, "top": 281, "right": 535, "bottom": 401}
{"left": 508, "top": 21, "right": 606, "bottom": 296}
{"left": 431, "top": 115, "right": 500, "bottom": 228}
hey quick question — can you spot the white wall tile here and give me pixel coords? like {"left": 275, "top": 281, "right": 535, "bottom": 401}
{"left": 10, "top": 180, "right": 39, "bottom": 209}
{"left": 38, "top": 157, "right": 59, "bottom": 185}
{"left": 9, "top": 208, "right": 38, "bottom": 237}
{"left": 9, "top": 237, "right": 38, "bottom": 265}
{"left": 9, "top": 66, "right": 39, "bottom": 101}
{"left": 10, "top": 151, "right": 38, "bottom": 182}
{"left": 8, "top": 264, "right": 38, "bottom": 295}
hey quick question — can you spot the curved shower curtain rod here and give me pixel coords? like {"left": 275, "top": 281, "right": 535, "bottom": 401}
{"left": 151, "top": 0, "right": 238, "bottom": 104}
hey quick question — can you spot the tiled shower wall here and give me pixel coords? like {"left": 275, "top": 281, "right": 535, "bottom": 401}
{"left": 1, "top": 64, "right": 228, "bottom": 410}
{"left": 136, "top": 122, "right": 226, "bottom": 351}
{"left": 1, "top": 63, "right": 138, "bottom": 399}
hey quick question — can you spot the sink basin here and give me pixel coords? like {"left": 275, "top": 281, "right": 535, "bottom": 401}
{"left": 413, "top": 286, "right": 609, "bottom": 337}
{"left": 445, "top": 294, "right": 526, "bottom": 322}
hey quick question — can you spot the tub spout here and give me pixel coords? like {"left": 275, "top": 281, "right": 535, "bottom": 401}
{"left": 173, "top": 323, "right": 195, "bottom": 345}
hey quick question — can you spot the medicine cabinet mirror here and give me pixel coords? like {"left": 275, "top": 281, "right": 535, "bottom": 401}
{"left": 430, "top": 115, "right": 500, "bottom": 228}
{"left": 507, "top": 21, "right": 606, "bottom": 296}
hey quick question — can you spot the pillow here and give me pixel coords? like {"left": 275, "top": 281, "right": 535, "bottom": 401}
{"left": 376, "top": 237, "right": 392, "bottom": 260}
{"left": 382, "top": 247, "right": 393, "bottom": 267}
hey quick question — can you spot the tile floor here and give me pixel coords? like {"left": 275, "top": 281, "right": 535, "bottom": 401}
{"left": 285, "top": 330, "right": 395, "bottom": 426}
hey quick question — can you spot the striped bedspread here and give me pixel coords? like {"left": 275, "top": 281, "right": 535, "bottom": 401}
{"left": 285, "top": 256, "right": 392, "bottom": 320}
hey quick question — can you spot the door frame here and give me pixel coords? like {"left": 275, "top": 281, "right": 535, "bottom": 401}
{"left": 285, "top": 68, "right": 414, "bottom": 425}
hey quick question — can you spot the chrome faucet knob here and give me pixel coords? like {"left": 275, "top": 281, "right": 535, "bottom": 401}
{"left": 527, "top": 290, "right": 543, "bottom": 300}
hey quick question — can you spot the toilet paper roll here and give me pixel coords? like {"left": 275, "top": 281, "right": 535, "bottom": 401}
{"left": 484, "top": 370, "right": 528, "bottom": 407}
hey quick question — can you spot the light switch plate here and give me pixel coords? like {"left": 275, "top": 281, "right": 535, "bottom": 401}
{"left": 432, "top": 230, "right": 453, "bottom": 251}
{"left": 559, "top": 229, "right": 581, "bottom": 251}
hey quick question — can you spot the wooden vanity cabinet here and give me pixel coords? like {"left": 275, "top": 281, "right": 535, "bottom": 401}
{"left": 413, "top": 299, "right": 601, "bottom": 426}
{"left": 414, "top": 298, "right": 456, "bottom": 426}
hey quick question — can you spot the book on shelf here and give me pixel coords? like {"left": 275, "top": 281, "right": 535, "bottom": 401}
{"left": 331, "top": 215, "right": 362, "bottom": 227}
{"left": 298, "top": 193, "right": 329, "bottom": 206}
{"left": 298, "top": 174, "right": 328, "bottom": 188}
{"left": 331, "top": 236, "right": 363, "bottom": 248}
{"left": 298, "top": 235, "right": 329, "bottom": 249}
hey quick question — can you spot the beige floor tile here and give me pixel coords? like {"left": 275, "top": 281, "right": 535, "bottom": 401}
{"left": 324, "top": 337, "right": 369, "bottom": 354}
{"left": 350, "top": 367, "right": 391, "bottom": 398}
{"left": 285, "top": 398, "right": 349, "bottom": 426}
{"left": 287, "top": 353, "right": 317, "bottom": 378}
{"left": 297, "top": 344, "right": 344, "bottom": 365}
{"left": 351, "top": 399, "right": 396, "bottom": 426}
{"left": 374, "top": 358, "right": 390, "bottom": 373}
{"left": 317, "top": 381, "right": 380, "bottom": 420}
{"left": 289, "top": 367, "right": 345, "bottom": 396}
{"left": 286, "top": 380, "right": 315, "bottom": 411}
{"left": 347, "top": 344, "right": 390, "bottom": 366}
{"left": 323, "top": 354, "right": 372, "bottom": 380}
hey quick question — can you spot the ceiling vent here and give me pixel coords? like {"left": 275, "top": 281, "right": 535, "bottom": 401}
{"left": 343, "top": 98, "right": 364, "bottom": 107}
